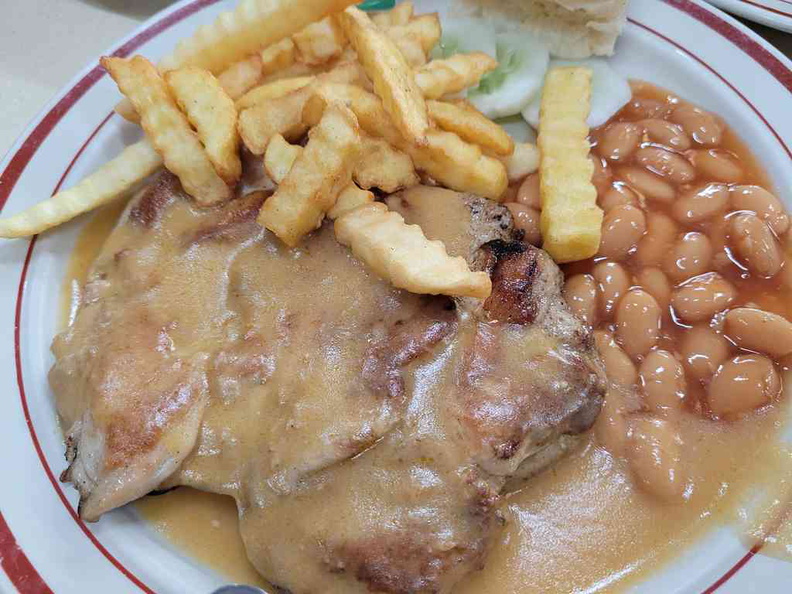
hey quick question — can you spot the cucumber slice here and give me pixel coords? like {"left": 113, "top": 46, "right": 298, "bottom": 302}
{"left": 467, "top": 31, "right": 550, "bottom": 119}
{"left": 430, "top": 18, "right": 497, "bottom": 60}
{"left": 521, "top": 58, "right": 631, "bottom": 130}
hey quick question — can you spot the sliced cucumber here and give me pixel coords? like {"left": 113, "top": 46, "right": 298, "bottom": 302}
{"left": 430, "top": 18, "right": 497, "bottom": 60}
{"left": 467, "top": 31, "right": 550, "bottom": 119}
{"left": 521, "top": 58, "right": 631, "bottom": 130}
{"left": 495, "top": 115, "right": 537, "bottom": 144}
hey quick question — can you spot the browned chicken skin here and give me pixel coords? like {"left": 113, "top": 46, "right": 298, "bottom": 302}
{"left": 51, "top": 176, "right": 605, "bottom": 592}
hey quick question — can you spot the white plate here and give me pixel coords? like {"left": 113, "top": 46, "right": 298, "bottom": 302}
{"left": 705, "top": 0, "right": 792, "bottom": 33}
{"left": 0, "top": 0, "right": 790, "bottom": 592}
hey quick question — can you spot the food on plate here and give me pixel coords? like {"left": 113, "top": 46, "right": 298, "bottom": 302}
{"left": 102, "top": 56, "right": 232, "bottom": 205}
{"left": 426, "top": 99, "right": 515, "bottom": 155}
{"left": 334, "top": 201, "right": 491, "bottom": 298}
{"left": 165, "top": 67, "right": 242, "bottom": 184}
{"left": 0, "top": 141, "right": 161, "bottom": 238}
{"left": 258, "top": 103, "right": 361, "bottom": 246}
{"left": 339, "top": 6, "right": 430, "bottom": 145}
{"left": 537, "top": 66, "right": 603, "bottom": 262}
{"left": 6, "top": 0, "right": 790, "bottom": 591}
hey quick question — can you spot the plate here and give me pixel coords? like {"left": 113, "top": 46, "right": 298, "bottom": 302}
{"left": 0, "top": 0, "right": 790, "bottom": 592}
{"left": 705, "top": 0, "right": 792, "bottom": 33}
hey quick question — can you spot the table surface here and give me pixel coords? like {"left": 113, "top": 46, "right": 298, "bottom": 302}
{"left": 0, "top": 0, "right": 790, "bottom": 160}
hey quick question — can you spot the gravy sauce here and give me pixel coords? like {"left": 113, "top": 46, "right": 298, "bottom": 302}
{"left": 61, "top": 83, "right": 792, "bottom": 592}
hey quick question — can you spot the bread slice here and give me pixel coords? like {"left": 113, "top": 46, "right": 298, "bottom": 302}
{"left": 454, "top": 0, "right": 628, "bottom": 58}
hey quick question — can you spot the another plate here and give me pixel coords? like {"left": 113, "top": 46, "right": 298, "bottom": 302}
{"left": 0, "top": 0, "right": 790, "bottom": 592}
{"left": 706, "top": 0, "right": 792, "bottom": 33}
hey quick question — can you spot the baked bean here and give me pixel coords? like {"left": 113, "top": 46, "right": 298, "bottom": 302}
{"left": 670, "top": 104, "right": 722, "bottom": 146}
{"left": 591, "top": 155, "right": 612, "bottom": 194}
{"left": 641, "top": 119, "right": 691, "bottom": 150}
{"left": 619, "top": 167, "right": 676, "bottom": 203}
{"left": 594, "top": 330, "right": 638, "bottom": 387}
{"left": 636, "top": 213, "right": 679, "bottom": 267}
{"left": 616, "top": 289, "right": 662, "bottom": 358}
{"left": 506, "top": 203, "right": 542, "bottom": 246}
{"left": 689, "top": 149, "right": 743, "bottom": 183}
{"left": 728, "top": 213, "right": 784, "bottom": 278}
{"left": 599, "top": 183, "right": 639, "bottom": 212}
{"left": 598, "top": 122, "right": 643, "bottom": 162}
{"left": 635, "top": 146, "right": 695, "bottom": 184}
{"left": 564, "top": 274, "right": 598, "bottom": 326}
{"left": 599, "top": 204, "right": 646, "bottom": 260}
{"left": 639, "top": 350, "right": 686, "bottom": 412}
{"left": 680, "top": 326, "right": 731, "bottom": 381}
{"left": 627, "top": 415, "right": 686, "bottom": 500}
{"left": 593, "top": 261, "right": 630, "bottom": 318}
{"left": 595, "top": 388, "right": 630, "bottom": 456}
{"left": 516, "top": 173, "right": 541, "bottom": 209}
{"left": 708, "top": 354, "right": 781, "bottom": 417}
{"left": 663, "top": 232, "right": 713, "bottom": 283}
{"left": 635, "top": 267, "right": 672, "bottom": 311}
{"left": 625, "top": 97, "right": 670, "bottom": 120}
{"left": 670, "top": 272, "right": 737, "bottom": 323}
{"left": 731, "top": 185, "right": 789, "bottom": 235}
{"left": 724, "top": 308, "right": 792, "bottom": 357}
{"left": 671, "top": 183, "right": 729, "bottom": 224}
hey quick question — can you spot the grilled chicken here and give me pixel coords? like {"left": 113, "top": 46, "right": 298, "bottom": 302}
{"left": 51, "top": 176, "right": 605, "bottom": 591}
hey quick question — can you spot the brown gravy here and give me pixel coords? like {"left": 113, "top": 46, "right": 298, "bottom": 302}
{"left": 60, "top": 84, "right": 792, "bottom": 592}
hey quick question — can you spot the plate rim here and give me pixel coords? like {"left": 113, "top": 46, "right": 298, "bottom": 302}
{"left": 706, "top": 0, "right": 792, "bottom": 34}
{"left": 1, "top": 0, "right": 791, "bottom": 592}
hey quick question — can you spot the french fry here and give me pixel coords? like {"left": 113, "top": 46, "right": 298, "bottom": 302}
{"left": 503, "top": 142, "right": 539, "bottom": 181}
{"left": 327, "top": 184, "right": 374, "bottom": 220}
{"left": 334, "top": 201, "right": 491, "bottom": 299}
{"left": 0, "top": 141, "right": 161, "bottom": 238}
{"left": 371, "top": 1, "right": 414, "bottom": 27}
{"left": 159, "top": 0, "right": 358, "bottom": 73}
{"left": 308, "top": 83, "right": 507, "bottom": 199}
{"left": 264, "top": 134, "right": 303, "bottom": 184}
{"left": 388, "top": 35, "right": 427, "bottom": 68}
{"left": 292, "top": 16, "right": 347, "bottom": 65}
{"left": 258, "top": 104, "right": 361, "bottom": 246}
{"left": 354, "top": 137, "right": 418, "bottom": 192}
{"left": 415, "top": 53, "right": 498, "bottom": 99}
{"left": 260, "top": 38, "right": 298, "bottom": 77}
{"left": 217, "top": 54, "right": 264, "bottom": 100}
{"left": 427, "top": 100, "right": 514, "bottom": 156}
{"left": 386, "top": 14, "right": 441, "bottom": 55}
{"left": 538, "top": 67, "right": 602, "bottom": 263}
{"left": 102, "top": 56, "right": 230, "bottom": 205}
{"left": 239, "top": 63, "right": 366, "bottom": 154}
{"left": 236, "top": 76, "right": 314, "bottom": 110}
{"left": 339, "top": 7, "right": 429, "bottom": 146}
{"left": 166, "top": 67, "right": 241, "bottom": 185}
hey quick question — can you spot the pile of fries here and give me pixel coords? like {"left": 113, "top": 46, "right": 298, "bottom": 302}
{"left": 0, "top": 0, "right": 601, "bottom": 299}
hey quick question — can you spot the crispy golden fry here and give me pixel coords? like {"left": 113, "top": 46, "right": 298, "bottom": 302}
{"left": 386, "top": 14, "right": 441, "bottom": 55}
{"left": 308, "top": 83, "right": 506, "bottom": 199}
{"left": 260, "top": 37, "right": 298, "bottom": 77}
{"left": 415, "top": 52, "right": 497, "bottom": 99}
{"left": 115, "top": 99, "right": 140, "bottom": 123}
{"left": 327, "top": 183, "right": 374, "bottom": 220}
{"left": 339, "top": 7, "right": 429, "bottom": 146}
{"left": 354, "top": 137, "right": 418, "bottom": 192}
{"left": 427, "top": 100, "right": 514, "bottom": 156}
{"left": 217, "top": 54, "right": 264, "bottom": 100}
{"left": 388, "top": 35, "right": 427, "bottom": 68}
{"left": 159, "top": 0, "right": 358, "bottom": 74}
{"left": 538, "top": 67, "right": 601, "bottom": 263}
{"left": 334, "top": 202, "right": 491, "bottom": 299}
{"left": 503, "top": 142, "right": 539, "bottom": 182}
{"left": 258, "top": 104, "right": 361, "bottom": 246}
{"left": 103, "top": 56, "right": 230, "bottom": 205}
{"left": 371, "top": 1, "right": 414, "bottom": 27}
{"left": 0, "top": 140, "right": 162, "bottom": 238}
{"left": 293, "top": 16, "right": 347, "bottom": 65}
{"left": 236, "top": 76, "right": 314, "bottom": 110}
{"left": 166, "top": 67, "right": 241, "bottom": 185}
{"left": 239, "top": 64, "right": 365, "bottom": 154}
{"left": 264, "top": 134, "right": 303, "bottom": 183}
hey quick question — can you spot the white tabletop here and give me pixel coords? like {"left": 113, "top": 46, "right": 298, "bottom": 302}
{"left": 0, "top": 0, "right": 789, "bottom": 158}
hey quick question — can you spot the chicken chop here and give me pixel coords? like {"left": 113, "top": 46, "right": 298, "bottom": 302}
{"left": 51, "top": 175, "right": 605, "bottom": 593}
